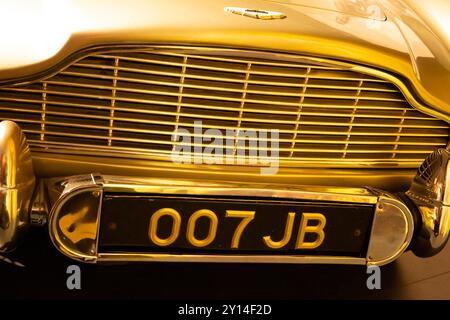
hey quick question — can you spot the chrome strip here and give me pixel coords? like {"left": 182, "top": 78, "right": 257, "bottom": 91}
{"left": 101, "top": 176, "right": 378, "bottom": 204}
{"left": 32, "top": 151, "right": 418, "bottom": 191}
{"left": 97, "top": 253, "right": 366, "bottom": 265}
{"left": 366, "top": 194, "right": 414, "bottom": 266}
{"left": 31, "top": 146, "right": 433, "bottom": 169}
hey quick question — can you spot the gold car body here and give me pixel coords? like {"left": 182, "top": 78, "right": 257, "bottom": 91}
{"left": 0, "top": 0, "right": 449, "bottom": 188}
{"left": 1, "top": 0, "right": 450, "bottom": 265}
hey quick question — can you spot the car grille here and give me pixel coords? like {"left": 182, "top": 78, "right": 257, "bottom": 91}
{"left": 0, "top": 47, "right": 448, "bottom": 168}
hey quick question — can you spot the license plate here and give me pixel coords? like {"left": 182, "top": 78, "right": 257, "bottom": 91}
{"left": 98, "top": 195, "right": 374, "bottom": 257}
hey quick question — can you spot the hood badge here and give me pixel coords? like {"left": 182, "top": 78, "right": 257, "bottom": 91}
{"left": 225, "top": 7, "right": 287, "bottom": 20}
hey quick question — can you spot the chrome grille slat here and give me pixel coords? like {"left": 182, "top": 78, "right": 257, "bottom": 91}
{"left": 342, "top": 80, "right": 363, "bottom": 158}
{"left": 60, "top": 70, "right": 393, "bottom": 91}
{"left": 108, "top": 57, "right": 120, "bottom": 146}
{"left": 99, "top": 52, "right": 344, "bottom": 70}
{"left": 0, "top": 47, "right": 449, "bottom": 168}
{"left": 40, "top": 82, "right": 47, "bottom": 141}
{"left": 26, "top": 140, "right": 433, "bottom": 164}
{"left": 391, "top": 107, "right": 408, "bottom": 159}
{"left": 20, "top": 130, "right": 438, "bottom": 154}
{"left": 7, "top": 118, "right": 448, "bottom": 141}
{"left": 173, "top": 56, "right": 188, "bottom": 141}
{"left": 0, "top": 106, "right": 445, "bottom": 129}
{"left": 0, "top": 86, "right": 407, "bottom": 104}
{"left": 72, "top": 62, "right": 390, "bottom": 83}
{"left": 43, "top": 78, "right": 399, "bottom": 97}
{"left": 93, "top": 53, "right": 391, "bottom": 83}
{"left": 0, "top": 95, "right": 431, "bottom": 113}
{"left": 290, "top": 67, "right": 311, "bottom": 157}
{"left": 80, "top": 55, "right": 339, "bottom": 77}
{"left": 233, "top": 62, "right": 252, "bottom": 156}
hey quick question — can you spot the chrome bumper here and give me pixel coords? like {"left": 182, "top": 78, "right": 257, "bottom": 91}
{"left": 0, "top": 120, "right": 448, "bottom": 265}
{"left": 0, "top": 121, "right": 35, "bottom": 252}
{"left": 407, "top": 147, "right": 450, "bottom": 257}
{"left": 44, "top": 174, "right": 413, "bottom": 266}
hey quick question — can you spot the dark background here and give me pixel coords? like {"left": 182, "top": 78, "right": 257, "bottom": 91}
{"left": 1, "top": 227, "right": 449, "bottom": 300}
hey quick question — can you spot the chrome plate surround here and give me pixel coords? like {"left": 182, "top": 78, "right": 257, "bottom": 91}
{"left": 47, "top": 174, "right": 414, "bottom": 266}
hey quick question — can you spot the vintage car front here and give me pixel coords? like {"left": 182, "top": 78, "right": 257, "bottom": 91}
{"left": 0, "top": 0, "right": 449, "bottom": 266}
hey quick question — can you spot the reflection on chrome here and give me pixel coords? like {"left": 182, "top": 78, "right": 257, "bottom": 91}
{"left": 407, "top": 145, "right": 450, "bottom": 257}
{"left": 0, "top": 254, "right": 25, "bottom": 268}
{"left": 0, "top": 121, "right": 35, "bottom": 253}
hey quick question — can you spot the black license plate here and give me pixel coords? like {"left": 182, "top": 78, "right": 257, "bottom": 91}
{"left": 98, "top": 195, "right": 374, "bottom": 257}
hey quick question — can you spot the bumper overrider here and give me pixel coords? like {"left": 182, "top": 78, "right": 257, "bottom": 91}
{"left": 0, "top": 120, "right": 448, "bottom": 266}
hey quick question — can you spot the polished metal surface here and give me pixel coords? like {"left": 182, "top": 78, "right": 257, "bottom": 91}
{"left": 47, "top": 174, "right": 102, "bottom": 262}
{"left": 96, "top": 253, "right": 366, "bottom": 265}
{"left": 0, "top": 46, "right": 447, "bottom": 169}
{"left": 0, "top": 120, "right": 35, "bottom": 252}
{"left": 0, "top": 0, "right": 447, "bottom": 262}
{"left": 366, "top": 193, "right": 414, "bottom": 266}
{"left": 30, "top": 151, "right": 418, "bottom": 191}
{"left": 101, "top": 175, "right": 378, "bottom": 204}
{"left": 47, "top": 174, "right": 413, "bottom": 266}
{"left": 224, "top": 7, "right": 287, "bottom": 20}
{"left": 407, "top": 145, "right": 450, "bottom": 257}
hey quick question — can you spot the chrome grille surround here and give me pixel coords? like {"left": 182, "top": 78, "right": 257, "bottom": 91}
{"left": 0, "top": 46, "right": 448, "bottom": 169}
